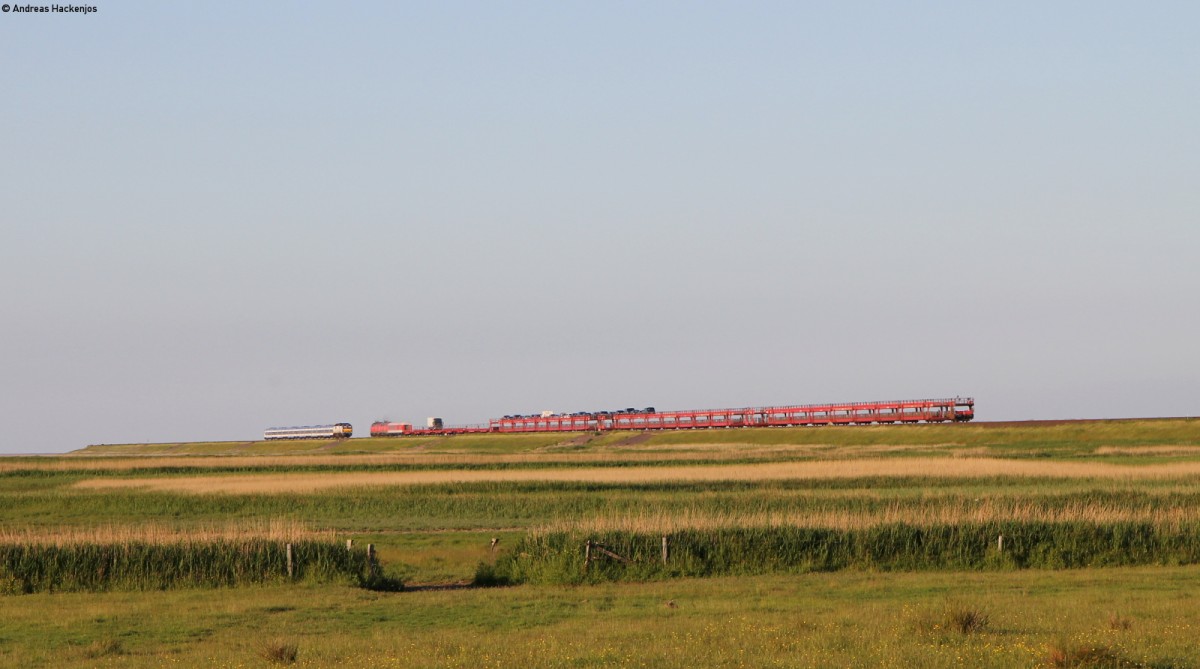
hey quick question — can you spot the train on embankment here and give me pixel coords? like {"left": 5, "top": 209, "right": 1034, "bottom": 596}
{"left": 263, "top": 423, "right": 354, "bottom": 440}
{"left": 368, "top": 397, "right": 975, "bottom": 438}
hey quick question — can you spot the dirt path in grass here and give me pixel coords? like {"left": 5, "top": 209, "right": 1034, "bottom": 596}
{"left": 71, "top": 458, "right": 1200, "bottom": 495}
{"left": 608, "top": 432, "right": 655, "bottom": 447}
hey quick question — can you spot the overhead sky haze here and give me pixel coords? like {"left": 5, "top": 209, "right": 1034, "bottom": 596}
{"left": 2, "top": 2, "right": 1197, "bottom": 452}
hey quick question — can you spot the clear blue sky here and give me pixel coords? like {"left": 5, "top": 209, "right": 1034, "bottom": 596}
{"left": 2, "top": 2, "right": 1197, "bottom": 452}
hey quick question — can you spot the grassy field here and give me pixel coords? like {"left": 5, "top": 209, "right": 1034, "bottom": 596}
{"left": 2, "top": 419, "right": 1200, "bottom": 666}
{"left": 0, "top": 569, "right": 1196, "bottom": 667}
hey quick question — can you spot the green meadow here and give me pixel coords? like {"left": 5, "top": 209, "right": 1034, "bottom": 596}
{"left": 2, "top": 419, "right": 1200, "bottom": 667}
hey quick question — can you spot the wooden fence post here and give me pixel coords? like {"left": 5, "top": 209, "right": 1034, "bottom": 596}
{"left": 997, "top": 534, "right": 1004, "bottom": 552}
{"left": 584, "top": 540, "right": 592, "bottom": 573}
{"left": 346, "top": 539, "right": 353, "bottom": 551}
{"left": 286, "top": 543, "right": 294, "bottom": 579}
{"left": 662, "top": 536, "right": 668, "bottom": 565}
{"left": 367, "top": 543, "right": 377, "bottom": 579}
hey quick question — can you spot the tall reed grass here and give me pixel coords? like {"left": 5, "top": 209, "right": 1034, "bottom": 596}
{"left": 481, "top": 522, "right": 1200, "bottom": 585}
{"left": 541, "top": 497, "right": 1200, "bottom": 533}
{"left": 0, "top": 519, "right": 317, "bottom": 546}
{"left": 8, "top": 482, "right": 1200, "bottom": 534}
{"left": 0, "top": 538, "right": 371, "bottom": 594}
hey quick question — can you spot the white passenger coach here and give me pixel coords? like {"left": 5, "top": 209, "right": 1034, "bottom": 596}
{"left": 263, "top": 423, "right": 353, "bottom": 440}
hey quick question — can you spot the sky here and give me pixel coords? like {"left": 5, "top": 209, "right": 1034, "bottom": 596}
{"left": 1, "top": 2, "right": 1197, "bottom": 453}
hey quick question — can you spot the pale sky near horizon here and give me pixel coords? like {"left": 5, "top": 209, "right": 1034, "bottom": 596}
{"left": 2, "top": 2, "right": 1197, "bottom": 453}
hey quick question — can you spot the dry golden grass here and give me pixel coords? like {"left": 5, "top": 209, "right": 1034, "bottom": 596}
{"left": 1094, "top": 445, "right": 1200, "bottom": 455}
{"left": 0, "top": 519, "right": 319, "bottom": 546}
{"left": 541, "top": 498, "right": 1200, "bottom": 533}
{"left": 0, "top": 449, "right": 824, "bottom": 473}
{"left": 71, "top": 458, "right": 1200, "bottom": 494}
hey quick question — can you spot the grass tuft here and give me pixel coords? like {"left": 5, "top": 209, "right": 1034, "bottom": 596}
{"left": 259, "top": 640, "right": 299, "bottom": 665}
{"left": 945, "top": 604, "right": 990, "bottom": 634}
{"left": 912, "top": 601, "right": 989, "bottom": 636}
{"left": 1044, "top": 640, "right": 1139, "bottom": 668}
{"left": 83, "top": 638, "right": 124, "bottom": 658}
{"left": 1108, "top": 612, "right": 1133, "bottom": 631}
